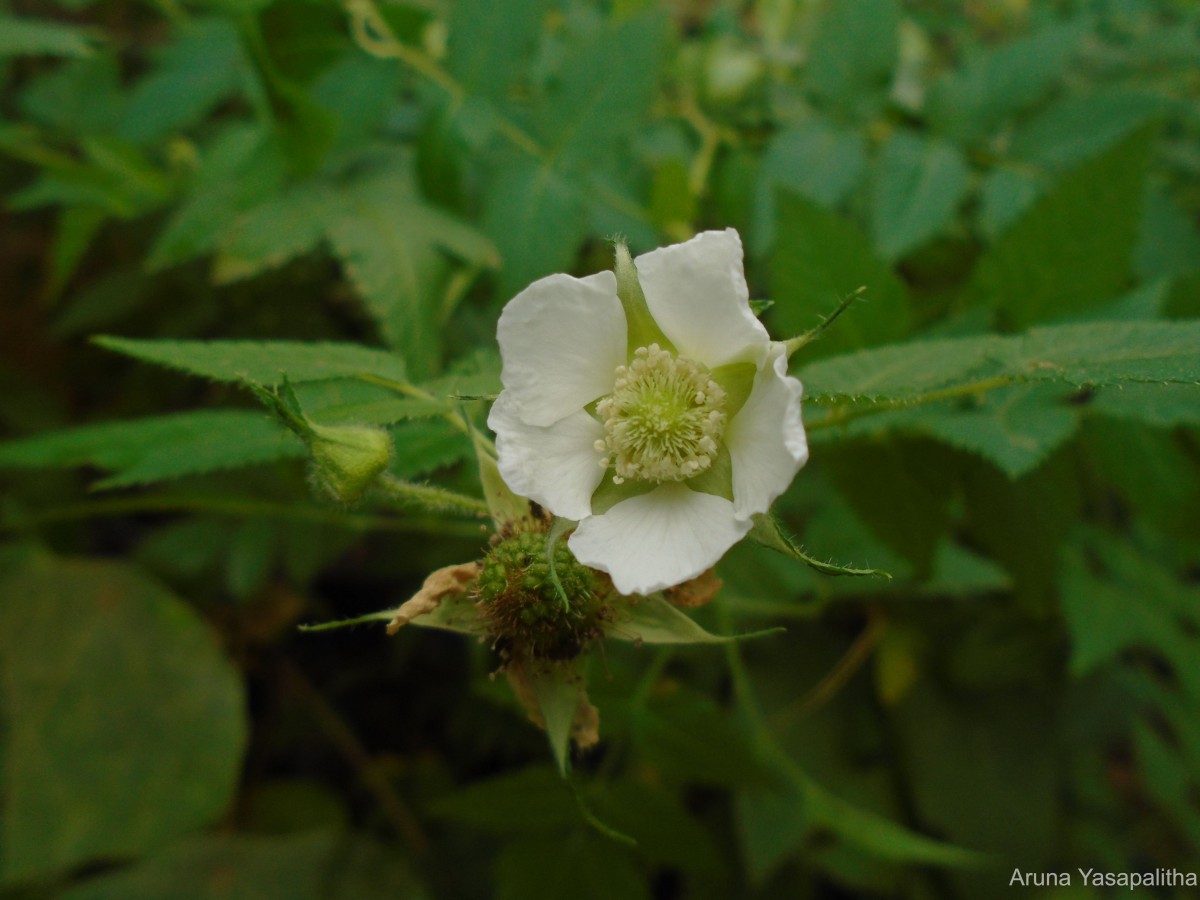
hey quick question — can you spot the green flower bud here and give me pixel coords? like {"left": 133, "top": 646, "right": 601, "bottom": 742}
{"left": 307, "top": 423, "right": 393, "bottom": 504}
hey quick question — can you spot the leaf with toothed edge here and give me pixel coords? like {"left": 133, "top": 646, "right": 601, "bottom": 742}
{"left": 750, "top": 513, "right": 891, "bottom": 578}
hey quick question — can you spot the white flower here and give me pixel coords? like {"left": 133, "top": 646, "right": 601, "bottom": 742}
{"left": 487, "top": 229, "right": 808, "bottom": 595}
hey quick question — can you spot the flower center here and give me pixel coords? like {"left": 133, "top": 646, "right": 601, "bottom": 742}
{"left": 594, "top": 344, "right": 727, "bottom": 484}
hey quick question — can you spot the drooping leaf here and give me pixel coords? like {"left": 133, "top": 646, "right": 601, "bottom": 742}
{"left": 0, "top": 410, "right": 304, "bottom": 487}
{"left": 429, "top": 766, "right": 578, "bottom": 833}
{"left": 0, "top": 558, "right": 247, "bottom": 883}
{"left": 94, "top": 336, "right": 409, "bottom": 386}
{"left": 965, "top": 126, "right": 1156, "bottom": 327}
{"left": 530, "top": 662, "right": 588, "bottom": 775}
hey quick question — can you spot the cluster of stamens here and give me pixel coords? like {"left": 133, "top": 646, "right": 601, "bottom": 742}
{"left": 594, "top": 344, "right": 727, "bottom": 484}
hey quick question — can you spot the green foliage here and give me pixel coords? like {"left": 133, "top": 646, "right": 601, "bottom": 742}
{"left": 966, "top": 127, "right": 1157, "bottom": 327}
{"left": 0, "top": 557, "right": 246, "bottom": 884}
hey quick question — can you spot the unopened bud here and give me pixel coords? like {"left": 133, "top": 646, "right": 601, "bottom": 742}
{"left": 307, "top": 423, "right": 393, "bottom": 504}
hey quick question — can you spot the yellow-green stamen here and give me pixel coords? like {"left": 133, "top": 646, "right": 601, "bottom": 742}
{"left": 595, "top": 344, "right": 727, "bottom": 484}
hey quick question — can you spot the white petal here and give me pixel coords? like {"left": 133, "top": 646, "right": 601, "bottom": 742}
{"left": 488, "top": 392, "right": 606, "bottom": 520}
{"left": 568, "top": 482, "right": 751, "bottom": 595}
{"left": 634, "top": 229, "right": 769, "bottom": 369}
{"left": 497, "top": 270, "right": 626, "bottom": 427}
{"left": 725, "top": 344, "right": 808, "bottom": 519}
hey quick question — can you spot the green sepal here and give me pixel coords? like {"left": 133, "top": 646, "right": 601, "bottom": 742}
{"left": 709, "top": 362, "right": 756, "bottom": 419}
{"left": 613, "top": 240, "right": 674, "bottom": 356}
{"left": 406, "top": 591, "right": 485, "bottom": 635}
{"left": 608, "top": 595, "right": 782, "bottom": 645}
{"left": 685, "top": 444, "right": 734, "bottom": 502}
{"left": 472, "top": 420, "right": 533, "bottom": 529}
{"left": 298, "top": 610, "right": 394, "bottom": 632}
{"left": 749, "top": 298, "right": 774, "bottom": 317}
{"left": 545, "top": 516, "right": 576, "bottom": 610}
{"left": 750, "top": 512, "right": 891, "bottom": 579}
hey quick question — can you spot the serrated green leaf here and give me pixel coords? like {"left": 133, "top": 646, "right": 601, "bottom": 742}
{"left": 536, "top": 11, "right": 667, "bottom": 166}
{"left": 388, "top": 419, "right": 473, "bottom": 480}
{"left": 870, "top": 130, "right": 969, "bottom": 261}
{"left": 926, "top": 19, "right": 1087, "bottom": 142}
{"left": 0, "top": 410, "right": 304, "bottom": 488}
{"left": 1088, "top": 383, "right": 1200, "bottom": 426}
{"left": 966, "top": 126, "right": 1156, "bottom": 327}
{"left": 213, "top": 181, "right": 338, "bottom": 283}
{"left": 749, "top": 513, "right": 892, "bottom": 578}
{"left": 147, "top": 124, "right": 288, "bottom": 271}
{"left": 826, "top": 384, "right": 1080, "bottom": 479}
{"left": 94, "top": 337, "right": 409, "bottom": 386}
{"left": 771, "top": 192, "right": 911, "bottom": 359}
{"left": 800, "top": 320, "right": 1200, "bottom": 404}
{"left": 0, "top": 15, "right": 98, "bottom": 57}
{"left": 607, "top": 595, "right": 780, "bottom": 644}
{"left": 0, "top": 558, "right": 246, "bottom": 883}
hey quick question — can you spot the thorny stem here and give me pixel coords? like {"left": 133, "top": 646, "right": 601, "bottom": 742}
{"left": 375, "top": 473, "right": 490, "bottom": 517}
{"left": 279, "top": 663, "right": 430, "bottom": 852}
{"left": 784, "top": 286, "right": 867, "bottom": 358}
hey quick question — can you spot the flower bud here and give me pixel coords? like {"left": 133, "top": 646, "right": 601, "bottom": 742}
{"left": 306, "top": 423, "right": 393, "bottom": 504}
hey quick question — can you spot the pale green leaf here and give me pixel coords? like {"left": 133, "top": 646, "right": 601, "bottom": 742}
{"left": 94, "top": 336, "right": 409, "bottom": 386}
{"left": 749, "top": 513, "right": 891, "bottom": 578}
{"left": 870, "top": 130, "right": 969, "bottom": 261}
{"left": 0, "top": 558, "right": 246, "bottom": 883}
{"left": 966, "top": 126, "right": 1156, "bottom": 327}
{"left": 530, "top": 662, "right": 587, "bottom": 775}
{"left": 771, "top": 192, "right": 911, "bottom": 359}
{"left": 0, "top": 15, "right": 98, "bottom": 57}
{"left": 0, "top": 410, "right": 304, "bottom": 488}
{"left": 926, "top": 19, "right": 1087, "bottom": 142}
{"left": 607, "top": 595, "right": 780, "bottom": 644}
